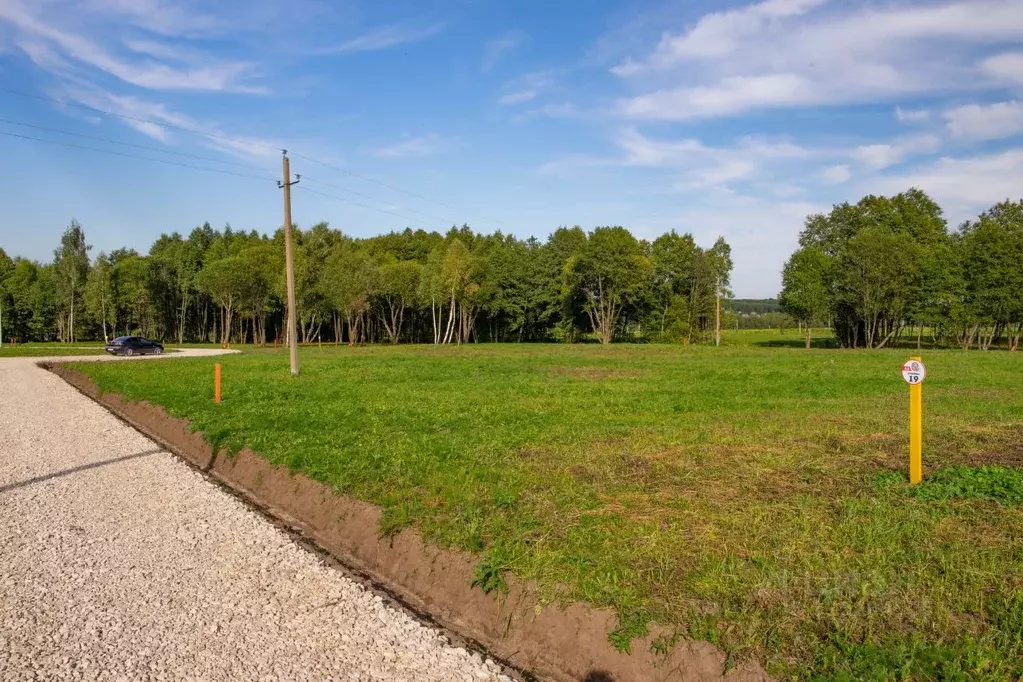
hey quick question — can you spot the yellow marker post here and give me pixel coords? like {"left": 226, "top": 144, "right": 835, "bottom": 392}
{"left": 901, "top": 357, "right": 926, "bottom": 484}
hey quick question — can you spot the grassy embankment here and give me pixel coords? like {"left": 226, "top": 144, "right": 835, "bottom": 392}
{"left": 70, "top": 333, "right": 1023, "bottom": 679}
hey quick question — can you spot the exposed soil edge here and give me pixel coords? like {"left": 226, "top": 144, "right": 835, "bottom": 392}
{"left": 46, "top": 362, "right": 770, "bottom": 682}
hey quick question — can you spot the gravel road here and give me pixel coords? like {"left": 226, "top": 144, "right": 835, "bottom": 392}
{"left": 0, "top": 352, "right": 510, "bottom": 682}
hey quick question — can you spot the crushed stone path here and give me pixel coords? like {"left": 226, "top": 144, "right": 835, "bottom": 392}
{"left": 0, "top": 352, "right": 509, "bottom": 682}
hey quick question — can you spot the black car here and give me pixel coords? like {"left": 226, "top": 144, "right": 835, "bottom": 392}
{"left": 104, "top": 336, "right": 164, "bottom": 356}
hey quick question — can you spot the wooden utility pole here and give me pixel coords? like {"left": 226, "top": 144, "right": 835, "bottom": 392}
{"left": 715, "top": 277, "right": 721, "bottom": 347}
{"left": 278, "top": 151, "right": 300, "bottom": 376}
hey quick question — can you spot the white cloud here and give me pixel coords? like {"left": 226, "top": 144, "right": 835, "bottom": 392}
{"left": 850, "top": 135, "right": 940, "bottom": 170}
{"left": 319, "top": 23, "right": 445, "bottom": 54}
{"left": 614, "top": 128, "right": 705, "bottom": 166}
{"left": 620, "top": 73, "right": 813, "bottom": 119}
{"left": 613, "top": 0, "right": 1023, "bottom": 120}
{"left": 634, "top": 195, "right": 824, "bottom": 297}
{"left": 0, "top": 0, "right": 264, "bottom": 92}
{"left": 79, "top": 0, "right": 223, "bottom": 38}
{"left": 56, "top": 85, "right": 281, "bottom": 158}
{"left": 498, "top": 90, "right": 537, "bottom": 106}
{"left": 944, "top": 101, "right": 1023, "bottom": 140}
{"left": 608, "top": 128, "right": 818, "bottom": 191}
{"left": 822, "top": 165, "right": 851, "bottom": 184}
{"left": 851, "top": 144, "right": 903, "bottom": 170}
{"left": 123, "top": 38, "right": 194, "bottom": 62}
{"left": 511, "top": 102, "right": 579, "bottom": 123}
{"left": 982, "top": 51, "right": 1023, "bottom": 85}
{"left": 536, "top": 103, "right": 577, "bottom": 118}
{"left": 481, "top": 31, "right": 527, "bottom": 73}
{"left": 613, "top": 130, "right": 810, "bottom": 168}
{"left": 675, "top": 159, "right": 757, "bottom": 190}
{"left": 497, "top": 70, "right": 556, "bottom": 108}
{"left": 540, "top": 124, "right": 951, "bottom": 209}
{"left": 876, "top": 149, "right": 1023, "bottom": 221}
{"left": 613, "top": 0, "right": 826, "bottom": 73}
{"left": 895, "top": 106, "right": 931, "bottom": 123}
{"left": 372, "top": 133, "right": 449, "bottom": 159}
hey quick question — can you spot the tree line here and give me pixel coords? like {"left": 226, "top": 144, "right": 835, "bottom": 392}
{"left": 780, "top": 189, "right": 1023, "bottom": 350}
{"left": 0, "top": 221, "right": 733, "bottom": 346}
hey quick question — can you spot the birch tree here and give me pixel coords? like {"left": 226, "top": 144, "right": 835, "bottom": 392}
{"left": 53, "top": 220, "right": 91, "bottom": 343}
{"left": 85, "top": 253, "right": 114, "bottom": 343}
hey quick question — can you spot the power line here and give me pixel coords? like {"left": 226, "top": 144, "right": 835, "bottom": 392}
{"left": 0, "top": 117, "right": 277, "bottom": 174}
{"left": 0, "top": 130, "right": 278, "bottom": 182}
{"left": 0, "top": 87, "right": 281, "bottom": 155}
{"left": 291, "top": 152, "right": 505, "bottom": 229}
{"left": 295, "top": 185, "right": 442, "bottom": 230}
{"left": 0, "top": 128, "right": 435, "bottom": 228}
{"left": 300, "top": 175, "right": 456, "bottom": 227}
{"left": 0, "top": 87, "right": 505, "bottom": 230}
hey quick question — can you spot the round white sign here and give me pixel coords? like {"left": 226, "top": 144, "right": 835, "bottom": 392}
{"left": 901, "top": 359, "right": 926, "bottom": 385}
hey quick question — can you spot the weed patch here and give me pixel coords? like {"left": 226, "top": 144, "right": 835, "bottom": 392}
{"left": 912, "top": 466, "right": 1023, "bottom": 506}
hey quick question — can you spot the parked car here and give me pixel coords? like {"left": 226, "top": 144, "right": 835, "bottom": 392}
{"left": 104, "top": 336, "right": 164, "bottom": 356}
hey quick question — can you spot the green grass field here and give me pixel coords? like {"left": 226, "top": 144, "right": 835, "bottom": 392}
{"left": 69, "top": 338, "right": 1023, "bottom": 679}
{"left": 0, "top": 343, "right": 106, "bottom": 357}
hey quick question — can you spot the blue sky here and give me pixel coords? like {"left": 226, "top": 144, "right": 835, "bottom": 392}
{"left": 1, "top": 0, "right": 1022, "bottom": 297}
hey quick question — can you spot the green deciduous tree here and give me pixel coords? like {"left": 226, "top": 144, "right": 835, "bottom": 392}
{"left": 563, "top": 226, "right": 652, "bottom": 344}
{"left": 376, "top": 258, "right": 422, "bottom": 344}
{"left": 959, "top": 200, "right": 1023, "bottom": 350}
{"left": 649, "top": 231, "right": 699, "bottom": 342}
{"left": 196, "top": 256, "right": 245, "bottom": 345}
{"left": 112, "top": 252, "right": 154, "bottom": 338}
{"left": 0, "top": 248, "right": 13, "bottom": 347}
{"left": 791, "top": 188, "right": 955, "bottom": 348}
{"left": 779, "top": 246, "right": 831, "bottom": 348}
{"left": 322, "top": 245, "right": 376, "bottom": 345}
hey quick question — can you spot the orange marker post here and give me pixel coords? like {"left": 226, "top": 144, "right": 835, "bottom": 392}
{"left": 214, "top": 363, "right": 222, "bottom": 404}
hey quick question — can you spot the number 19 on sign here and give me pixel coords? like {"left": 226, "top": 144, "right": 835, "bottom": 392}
{"left": 901, "top": 357, "right": 926, "bottom": 484}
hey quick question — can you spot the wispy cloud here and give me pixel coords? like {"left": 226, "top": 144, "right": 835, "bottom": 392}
{"left": 0, "top": 0, "right": 265, "bottom": 93}
{"left": 540, "top": 124, "right": 947, "bottom": 200}
{"left": 944, "top": 101, "right": 1023, "bottom": 140}
{"left": 538, "top": 127, "right": 818, "bottom": 195}
{"left": 511, "top": 102, "right": 579, "bottom": 124}
{"left": 895, "top": 106, "right": 931, "bottom": 123}
{"left": 613, "top": 0, "right": 827, "bottom": 75}
{"left": 123, "top": 38, "right": 197, "bottom": 62}
{"left": 850, "top": 135, "right": 941, "bottom": 170}
{"left": 612, "top": 0, "right": 1023, "bottom": 120}
{"left": 822, "top": 165, "right": 851, "bottom": 184}
{"left": 319, "top": 23, "right": 445, "bottom": 54}
{"left": 372, "top": 132, "right": 449, "bottom": 159}
{"left": 481, "top": 31, "right": 527, "bottom": 73}
{"left": 982, "top": 51, "right": 1023, "bottom": 85}
{"left": 497, "top": 70, "right": 556, "bottom": 108}
{"left": 498, "top": 90, "right": 537, "bottom": 106}
{"left": 875, "top": 149, "right": 1023, "bottom": 222}
{"left": 55, "top": 84, "right": 281, "bottom": 159}
{"left": 78, "top": 0, "right": 225, "bottom": 38}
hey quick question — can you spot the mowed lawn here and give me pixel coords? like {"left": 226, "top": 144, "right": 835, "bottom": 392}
{"left": 0, "top": 344, "right": 107, "bottom": 357}
{"left": 70, "top": 340, "right": 1023, "bottom": 679}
